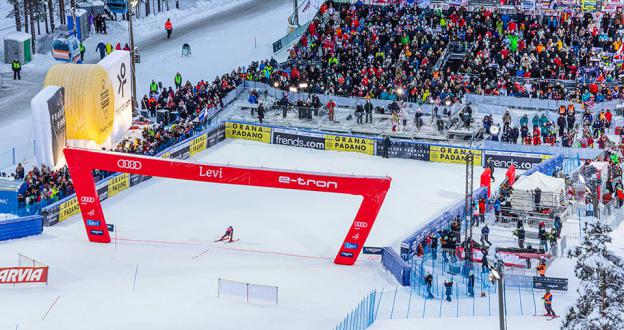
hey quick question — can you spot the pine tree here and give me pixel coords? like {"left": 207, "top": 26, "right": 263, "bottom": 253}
{"left": 561, "top": 220, "right": 624, "bottom": 330}
{"left": 6, "top": 0, "right": 22, "bottom": 31}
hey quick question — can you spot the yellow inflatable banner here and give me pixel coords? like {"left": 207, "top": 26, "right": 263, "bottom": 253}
{"left": 44, "top": 64, "right": 115, "bottom": 145}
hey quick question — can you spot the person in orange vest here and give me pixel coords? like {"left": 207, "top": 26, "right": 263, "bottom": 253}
{"left": 542, "top": 288, "right": 556, "bottom": 316}
{"left": 536, "top": 260, "right": 547, "bottom": 277}
{"left": 165, "top": 18, "right": 173, "bottom": 39}
{"left": 326, "top": 99, "right": 336, "bottom": 122}
{"left": 147, "top": 95, "right": 157, "bottom": 117}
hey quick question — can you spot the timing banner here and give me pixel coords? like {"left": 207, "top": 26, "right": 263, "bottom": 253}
{"left": 429, "top": 146, "right": 482, "bottom": 165}
{"left": 484, "top": 150, "right": 551, "bottom": 170}
{"left": 325, "top": 135, "right": 375, "bottom": 155}
{"left": 225, "top": 122, "right": 271, "bottom": 143}
{"left": 64, "top": 147, "right": 391, "bottom": 266}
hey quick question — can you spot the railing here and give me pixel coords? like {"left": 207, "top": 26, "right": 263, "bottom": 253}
{"left": 334, "top": 290, "right": 379, "bottom": 330}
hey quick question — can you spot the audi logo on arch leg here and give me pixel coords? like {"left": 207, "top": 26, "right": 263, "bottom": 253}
{"left": 117, "top": 159, "right": 142, "bottom": 170}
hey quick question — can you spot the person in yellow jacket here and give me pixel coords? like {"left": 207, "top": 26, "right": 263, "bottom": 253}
{"left": 11, "top": 59, "right": 21, "bottom": 80}
{"left": 105, "top": 42, "right": 113, "bottom": 55}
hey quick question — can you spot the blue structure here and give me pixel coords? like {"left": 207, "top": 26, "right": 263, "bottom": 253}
{"left": 0, "top": 215, "right": 43, "bottom": 241}
{"left": 0, "top": 180, "right": 25, "bottom": 215}
{"left": 107, "top": 0, "right": 128, "bottom": 14}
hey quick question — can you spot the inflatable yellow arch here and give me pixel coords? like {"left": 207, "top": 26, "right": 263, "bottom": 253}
{"left": 44, "top": 64, "right": 115, "bottom": 145}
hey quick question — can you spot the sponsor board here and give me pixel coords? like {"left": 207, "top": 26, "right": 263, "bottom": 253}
{"left": 86, "top": 219, "right": 100, "bottom": 227}
{"left": 381, "top": 141, "right": 430, "bottom": 161}
{"left": 278, "top": 176, "right": 338, "bottom": 189}
{"left": 90, "top": 230, "right": 104, "bottom": 236}
{"left": 0, "top": 267, "right": 49, "bottom": 284}
{"left": 429, "top": 146, "right": 482, "bottom": 165}
{"left": 325, "top": 135, "right": 375, "bottom": 155}
{"left": 190, "top": 134, "right": 208, "bottom": 156}
{"left": 272, "top": 128, "right": 325, "bottom": 150}
{"left": 344, "top": 242, "right": 358, "bottom": 250}
{"left": 59, "top": 197, "right": 80, "bottom": 222}
{"left": 108, "top": 173, "right": 130, "bottom": 198}
{"left": 340, "top": 252, "right": 354, "bottom": 258}
{"left": 363, "top": 246, "right": 383, "bottom": 255}
{"left": 225, "top": 122, "right": 271, "bottom": 143}
{"left": 129, "top": 174, "right": 142, "bottom": 187}
{"left": 484, "top": 151, "right": 551, "bottom": 170}
{"left": 533, "top": 276, "right": 568, "bottom": 291}
{"left": 107, "top": 224, "right": 115, "bottom": 232}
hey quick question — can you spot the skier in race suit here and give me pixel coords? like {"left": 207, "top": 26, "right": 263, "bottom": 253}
{"left": 219, "top": 226, "right": 234, "bottom": 242}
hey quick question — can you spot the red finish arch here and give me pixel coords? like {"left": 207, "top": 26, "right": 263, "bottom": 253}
{"left": 63, "top": 147, "right": 391, "bottom": 265}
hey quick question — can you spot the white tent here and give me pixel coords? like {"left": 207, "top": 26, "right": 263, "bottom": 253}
{"left": 511, "top": 172, "right": 565, "bottom": 211}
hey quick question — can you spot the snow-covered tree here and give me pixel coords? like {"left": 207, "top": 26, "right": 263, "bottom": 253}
{"left": 561, "top": 221, "right": 624, "bottom": 330}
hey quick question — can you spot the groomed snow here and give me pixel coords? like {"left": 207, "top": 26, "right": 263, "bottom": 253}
{"left": 0, "top": 139, "right": 502, "bottom": 329}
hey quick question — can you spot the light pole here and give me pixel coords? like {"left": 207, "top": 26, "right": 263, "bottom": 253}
{"left": 128, "top": 0, "right": 139, "bottom": 114}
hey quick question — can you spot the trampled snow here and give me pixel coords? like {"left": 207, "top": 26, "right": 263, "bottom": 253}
{"left": 0, "top": 138, "right": 500, "bottom": 329}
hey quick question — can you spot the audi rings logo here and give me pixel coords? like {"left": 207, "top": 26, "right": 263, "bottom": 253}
{"left": 117, "top": 159, "right": 142, "bottom": 170}
{"left": 80, "top": 196, "right": 95, "bottom": 204}
{"left": 354, "top": 221, "right": 368, "bottom": 229}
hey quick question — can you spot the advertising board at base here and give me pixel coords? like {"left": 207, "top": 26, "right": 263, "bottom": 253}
{"left": 484, "top": 150, "right": 551, "bottom": 169}
{"left": 225, "top": 122, "right": 271, "bottom": 143}
{"left": 325, "top": 134, "right": 375, "bottom": 155}
{"left": 429, "top": 146, "right": 482, "bottom": 165}
{"left": 272, "top": 128, "right": 325, "bottom": 150}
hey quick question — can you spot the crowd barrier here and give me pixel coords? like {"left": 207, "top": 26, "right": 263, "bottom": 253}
{"left": 0, "top": 215, "right": 43, "bottom": 241}
{"left": 399, "top": 187, "right": 488, "bottom": 262}
{"left": 40, "top": 124, "right": 226, "bottom": 226}
{"left": 382, "top": 247, "right": 411, "bottom": 286}
{"left": 334, "top": 289, "right": 379, "bottom": 330}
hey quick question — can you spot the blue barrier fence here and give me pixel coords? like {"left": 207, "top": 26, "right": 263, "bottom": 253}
{"left": 334, "top": 290, "right": 379, "bottom": 330}
{"left": 400, "top": 187, "right": 488, "bottom": 262}
{"left": 0, "top": 215, "right": 43, "bottom": 241}
{"left": 382, "top": 247, "right": 410, "bottom": 286}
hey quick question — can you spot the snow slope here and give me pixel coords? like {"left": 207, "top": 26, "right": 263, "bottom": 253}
{"left": 0, "top": 139, "right": 499, "bottom": 329}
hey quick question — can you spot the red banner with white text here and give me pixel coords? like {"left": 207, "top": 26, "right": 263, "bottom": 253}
{"left": 0, "top": 267, "right": 49, "bottom": 284}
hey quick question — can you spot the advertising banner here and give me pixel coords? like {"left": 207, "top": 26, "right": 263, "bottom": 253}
{"left": 59, "top": 197, "right": 80, "bottom": 222}
{"left": 484, "top": 150, "right": 550, "bottom": 170}
{"left": 521, "top": 0, "right": 536, "bottom": 10}
{"left": 190, "top": 134, "right": 208, "bottom": 156}
{"left": 533, "top": 276, "right": 568, "bottom": 291}
{"left": 44, "top": 64, "right": 115, "bottom": 146}
{"left": 382, "top": 141, "right": 430, "bottom": 161}
{"left": 272, "top": 128, "right": 325, "bottom": 150}
{"left": 601, "top": 0, "right": 624, "bottom": 11}
{"left": 225, "top": 122, "right": 271, "bottom": 143}
{"left": 0, "top": 267, "right": 48, "bottom": 284}
{"left": 31, "top": 86, "right": 67, "bottom": 170}
{"left": 107, "top": 173, "right": 130, "bottom": 198}
{"left": 97, "top": 51, "right": 133, "bottom": 145}
{"left": 325, "top": 134, "right": 375, "bottom": 155}
{"left": 429, "top": 146, "right": 482, "bottom": 165}
{"left": 363, "top": 246, "right": 384, "bottom": 255}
